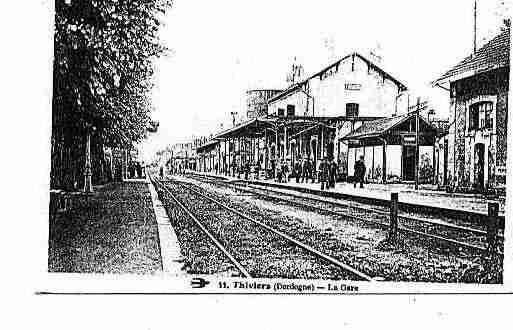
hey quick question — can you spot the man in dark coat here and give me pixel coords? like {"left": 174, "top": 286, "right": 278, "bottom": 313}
{"left": 282, "top": 161, "right": 289, "bottom": 183}
{"left": 244, "top": 162, "right": 250, "bottom": 180}
{"left": 319, "top": 157, "right": 329, "bottom": 190}
{"left": 305, "top": 158, "right": 314, "bottom": 183}
{"left": 301, "top": 158, "right": 308, "bottom": 183}
{"left": 294, "top": 158, "right": 302, "bottom": 183}
{"left": 328, "top": 159, "right": 337, "bottom": 189}
{"left": 354, "top": 155, "right": 366, "bottom": 188}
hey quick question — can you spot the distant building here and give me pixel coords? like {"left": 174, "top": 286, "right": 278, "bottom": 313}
{"left": 169, "top": 141, "right": 196, "bottom": 172}
{"left": 434, "top": 27, "right": 509, "bottom": 193}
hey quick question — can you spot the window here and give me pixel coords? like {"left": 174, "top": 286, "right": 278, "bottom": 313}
{"left": 468, "top": 104, "right": 479, "bottom": 130}
{"left": 346, "top": 103, "right": 359, "bottom": 118}
{"left": 277, "top": 108, "right": 285, "bottom": 117}
{"left": 484, "top": 103, "right": 493, "bottom": 129}
{"left": 468, "top": 102, "right": 493, "bottom": 131}
{"left": 286, "top": 105, "right": 295, "bottom": 117}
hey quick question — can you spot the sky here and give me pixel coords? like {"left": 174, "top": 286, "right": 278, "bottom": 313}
{"left": 141, "top": 0, "right": 510, "bottom": 161}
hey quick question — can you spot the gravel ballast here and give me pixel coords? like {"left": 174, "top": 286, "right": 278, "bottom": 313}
{"left": 182, "top": 176, "right": 503, "bottom": 283}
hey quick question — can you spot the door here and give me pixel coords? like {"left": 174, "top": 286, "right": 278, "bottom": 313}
{"left": 474, "top": 143, "right": 485, "bottom": 191}
{"left": 402, "top": 145, "right": 416, "bottom": 181}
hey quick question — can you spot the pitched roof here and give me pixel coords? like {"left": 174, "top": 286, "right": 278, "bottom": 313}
{"left": 435, "top": 28, "right": 510, "bottom": 84}
{"left": 342, "top": 115, "right": 408, "bottom": 139}
{"left": 268, "top": 52, "right": 408, "bottom": 104}
{"left": 342, "top": 113, "right": 442, "bottom": 140}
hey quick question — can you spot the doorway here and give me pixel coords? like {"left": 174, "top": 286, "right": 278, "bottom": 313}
{"left": 474, "top": 143, "right": 485, "bottom": 191}
{"left": 402, "top": 145, "right": 416, "bottom": 181}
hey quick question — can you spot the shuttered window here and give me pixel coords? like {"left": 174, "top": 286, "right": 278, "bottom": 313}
{"left": 346, "top": 103, "right": 359, "bottom": 118}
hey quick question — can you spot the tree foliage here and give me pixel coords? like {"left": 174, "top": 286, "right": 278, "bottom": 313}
{"left": 53, "top": 0, "right": 172, "bottom": 147}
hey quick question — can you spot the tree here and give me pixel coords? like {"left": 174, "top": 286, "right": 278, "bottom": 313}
{"left": 51, "top": 0, "right": 172, "bottom": 189}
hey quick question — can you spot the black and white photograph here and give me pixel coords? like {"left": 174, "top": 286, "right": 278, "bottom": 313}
{"left": 34, "top": 0, "right": 513, "bottom": 296}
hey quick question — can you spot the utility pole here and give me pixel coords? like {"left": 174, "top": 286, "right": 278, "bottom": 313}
{"left": 473, "top": 0, "right": 477, "bottom": 53}
{"left": 298, "top": 87, "right": 315, "bottom": 117}
{"left": 415, "top": 97, "right": 420, "bottom": 191}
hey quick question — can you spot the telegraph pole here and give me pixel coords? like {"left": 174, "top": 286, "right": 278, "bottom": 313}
{"left": 415, "top": 97, "right": 420, "bottom": 191}
{"left": 474, "top": 0, "right": 477, "bottom": 54}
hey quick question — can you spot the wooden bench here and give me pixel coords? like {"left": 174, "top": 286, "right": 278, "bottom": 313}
{"left": 49, "top": 190, "right": 93, "bottom": 221}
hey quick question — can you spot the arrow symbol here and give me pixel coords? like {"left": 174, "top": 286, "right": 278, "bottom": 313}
{"left": 191, "top": 277, "right": 210, "bottom": 288}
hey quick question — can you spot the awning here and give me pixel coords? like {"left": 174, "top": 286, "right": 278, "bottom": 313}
{"left": 214, "top": 118, "right": 278, "bottom": 139}
{"left": 195, "top": 139, "right": 219, "bottom": 154}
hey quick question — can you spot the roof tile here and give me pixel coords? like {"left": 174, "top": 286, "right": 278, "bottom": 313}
{"left": 436, "top": 28, "right": 510, "bottom": 82}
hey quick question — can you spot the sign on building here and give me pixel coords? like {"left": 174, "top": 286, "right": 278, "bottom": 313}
{"left": 402, "top": 134, "right": 416, "bottom": 145}
{"left": 344, "top": 83, "right": 362, "bottom": 91}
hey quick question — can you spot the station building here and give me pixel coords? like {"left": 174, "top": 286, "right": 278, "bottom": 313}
{"left": 265, "top": 52, "right": 409, "bottom": 179}
{"left": 433, "top": 27, "right": 509, "bottom": 193}
{"left": 342, "top": 112, "right": 446, "bottom": 183}
{"left": 194, "top": 51, "right": 449, "bottom": 184}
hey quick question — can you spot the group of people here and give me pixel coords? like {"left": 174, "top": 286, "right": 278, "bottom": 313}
{"left": 276, "top": 159, "right": 291, "bottom": 183}
{"left": 193, "top": 154, "right": 368, "bottom": 190}
{"left": 227, "top": 160, "right": 263, "bottom": 180}
{"left": 275, "top": 157, "right": 337, "bottom": 189}
{"left": 276, "top": 155, "right": 367, "bottom": 190}
{"left": 317, "top": 157, "right": 339, "bottom": 190}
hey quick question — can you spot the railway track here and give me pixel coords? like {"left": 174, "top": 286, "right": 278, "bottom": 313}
{"left": 152, "top": 176, "right": 375, "bottom": 281}
{"left": 185, "top": 173, "right": 504, "bottom": 255}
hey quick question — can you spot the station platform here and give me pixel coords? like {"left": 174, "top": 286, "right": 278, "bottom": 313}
{"left": 48, "top": 180, "right": 184, "bottom": 274}
{"left": 188, "top": 171, "right": 506, "bottom": 217}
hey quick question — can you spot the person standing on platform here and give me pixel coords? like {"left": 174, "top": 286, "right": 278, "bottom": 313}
{"left": 354, "top": 155, "right": 366, "bottom": 188}
{"left": 306, "top": 158, "right": 314, "bottom": 183}
{"left": 276, "top": 161, "right": 283, "bottom": 183}
{"left": 329, "top": 159, "right": 337, "bottom": 189}
{"left": 244, "top": 162, "right": 250, "bottom": 180}
{"left": 294, "top": 157, "right": 302, "bottom": 183}
{"left": 283, "top": 160, "right": 289, "bottom": 183}
{"left": 308, "top": 158, "right": 313, "bottom": 183}
{"left": 255, "top": 161, "right": 260, "bottom": 180}
{"left": 300, "top": 159, "right": 306, "bottom": 183}
{"left": 319, "top": 157, "right": 329, "bottom": 190}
